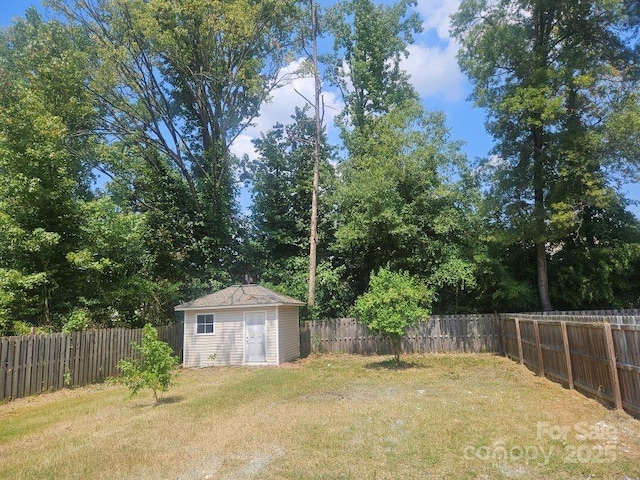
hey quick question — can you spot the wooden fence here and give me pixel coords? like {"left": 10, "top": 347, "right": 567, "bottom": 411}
{"left": 4, "top": 312, "right": 639, "bottom": 418}
{"left": 0, "top": 324, "right": 183, "bottom": 402}
{"left": 512, "top": 312, "right": 640, "bottom": 325}
{"left": 300, "top": 314, "right": 502, "bottom": 357}
{"left": 501, "top": 317, "right": 640, "bottom": 418}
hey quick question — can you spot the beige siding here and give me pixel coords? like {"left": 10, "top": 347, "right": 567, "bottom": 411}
{"left": 278, "top": 306, "right": 300, "bottom": 364}
{"left": 184, "top": 306, "right": 285, "bottom": 367}
{"left": 265, "top": 308, "right": 278, "bottom": 365}
{"left": 183, "top": 309, "right": 245, "bottom": 367}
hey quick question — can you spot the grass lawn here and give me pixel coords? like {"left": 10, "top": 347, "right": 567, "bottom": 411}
{"left": 1, "top": 353, "right": 639, "bottom": 479}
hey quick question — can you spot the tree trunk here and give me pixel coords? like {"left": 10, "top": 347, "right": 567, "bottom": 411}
{"left": 391, "top": 335, "right": 402, "bottom": 364}
{"left": 307, "top": 0, "right": 321, "bottom": 307}
{"left": 536, "top": 241, "right": 552, "bottom": 311}
{"left": 533, "top": 126, "right": 552, "bottom": 311}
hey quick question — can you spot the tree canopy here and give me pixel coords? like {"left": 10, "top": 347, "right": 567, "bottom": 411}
{"left": 0, "top": 0, "right": 638, "bottom": 333}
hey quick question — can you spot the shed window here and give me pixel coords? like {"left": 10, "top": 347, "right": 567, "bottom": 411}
{"left": 196, "top": 314, "right": 215, "bottom": 334}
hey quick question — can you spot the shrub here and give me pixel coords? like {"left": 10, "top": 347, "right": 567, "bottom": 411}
{"left": 116, "top": 323, "right": 179, "bottom": 402}
{"left": 354, "top": 267, "right": 432, "bottom": 363}
{"left": 12, "top": 321, "right": 52, "bottom": 336}
{"left": 62, "top": 308, "right": 92, "bottom": 333}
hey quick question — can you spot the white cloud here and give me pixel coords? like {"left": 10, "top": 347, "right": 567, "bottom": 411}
{"left": 402, "top": 42, "right": 464, "bottom": 101}
{"left": 229, "top": 133, "right": 256, "bottom": 160}
{"left": 399, "top": 0, "right": 467, "bottom": 101}
{"left": 229, "top": 58, "right": 343, "bottom": 161}
{"left": 416, "top": 0, "right": 461, "bottom": 41}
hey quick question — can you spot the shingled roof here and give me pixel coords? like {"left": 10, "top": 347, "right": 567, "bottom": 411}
{"left": 174, "top": 284, "right": 305, "bottom": 310}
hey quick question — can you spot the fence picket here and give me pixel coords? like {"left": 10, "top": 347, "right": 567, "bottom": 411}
{"left": 515, "top": 318, "right": 523, "bottom": 364}
{"left": 560, "top": 321, "right": 574, "bottom": 390}
{"left": 62, "top": 334, "right": 71, "bottom": 388}
{"left": 533, "top": 320, "right": 544, "bottom": 377}
{"left": 604, "top": 323, "right": 623, "bottom": 410}
{"left": 12, "top": 338, "right": 21, "bottom": 399}
{"left": 0, "top": 337, "right": 8, "bottom": 399}
{"left": 24, "top": 337, "right": 32, "bottom": 397}
{"left": 87, "top": 330, "right": 94, "bottom": 384}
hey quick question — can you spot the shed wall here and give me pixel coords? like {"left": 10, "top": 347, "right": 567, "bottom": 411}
{"left": 183, "top": 309, "right": 243, "bottom": 367}
{"left": 183, "top": 306, "right": 280, "bottom": 367}
{"left": 265, "top": 308, "right": 278, "bottom": 365}
{"left": 278, "top": 306, "right": 300, "bottom": 363}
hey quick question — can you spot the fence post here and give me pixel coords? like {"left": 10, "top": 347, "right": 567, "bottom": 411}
{"left": 560, "top": 321, "right": 574, "bottom": 390}
{"left": 603, "top": 323, "right": 622, "bottom": 410}
{"left": 498, "top": 314, "right": 505, "bottom": 355}
{"left": 514, "top": 318, "right": 524, "bottom": 364}
{"left": 25, "top": 336, "right": 34, "bottom": 398}
{"left": 0, "top": 337, "right": 7, "bottom": 400}
{"left": 12, "top": 338, "right": 22, "bottom": 399}
{"left": 533, "top": 320, "right": 545, "bottom": 377}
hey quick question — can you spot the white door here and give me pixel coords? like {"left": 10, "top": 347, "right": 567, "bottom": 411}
{"left": 245, "top": 312, "right": 266, "bottom": 363}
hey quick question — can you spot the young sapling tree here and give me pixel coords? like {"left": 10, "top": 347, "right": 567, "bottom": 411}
{"left": 117, "top": 323, "right": 179, "bottom": 403}
{"left": 354, "top": 267, "right": 432, "bottom": 363}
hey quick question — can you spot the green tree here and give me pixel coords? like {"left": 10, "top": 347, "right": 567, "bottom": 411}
{"left": 325, "top": 0, "right": 482, "bottom": 311}
{"left": 452, "top": 0, "right": 640, "bottom": 310}
{"left": 49, "top": 0, "right": 302, "bottom": 289}
{"left": 67, "top": 197, "right": 177, "bottom": 327}
{"left": 333, "top": 100, "right": 481, "bottom": 308}
{"left": 325, "top": 0, "right": 421, "bottom": 133}
{"left": 0, "top": 11, "right": 99, "bottom": 330}
{"left": 116, "top": 323, "right": 179, "bottom": 403}
{"left": 248, "top": 108, "right": 335, "bottom": 277}
{"left": 0, "top": 10, "right": 181, "bottom": 331}
{"left": 354, "top": 267, "right": 432, "bottom": 363}
{"left": 245, "top": 107, "right": 345, "bottom": 318}
{"left": 547, "top": 202, "right": 640, "bottom": 309}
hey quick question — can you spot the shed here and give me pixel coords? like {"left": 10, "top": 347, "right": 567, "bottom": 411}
{"left": 175, "top": 284, "right": 305, "bottom": 367}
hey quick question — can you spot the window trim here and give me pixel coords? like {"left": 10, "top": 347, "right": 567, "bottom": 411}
{"left": 196, "top": 313, "right": 215, "bottom": 335}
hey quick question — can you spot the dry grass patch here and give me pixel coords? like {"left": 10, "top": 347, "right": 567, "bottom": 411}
{"left": 0, "top": 353, "right": 639, "bottom": 479}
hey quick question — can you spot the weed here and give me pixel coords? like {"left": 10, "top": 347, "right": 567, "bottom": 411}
{"left": 63, "top": 370, "right": 72, "bottom": 388}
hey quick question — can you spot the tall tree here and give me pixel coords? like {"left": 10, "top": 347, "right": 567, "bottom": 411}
{"left": 0, "top": 10, "right": 186, "bottom": 332}
{"left": 326, "top": 0, "right": 480, "bottom": 308}
{"left": 325, "top": 0, "right": 421, "bottom": 135}
{"left": 452, "top": 0, "right": 640, "bottom": 310}
{"left": 333, "top": 100, "right": 480, "bottom": 305}
{"left": 0, "top": 10, "right": 99, "bottom": 331}
{"left": 246, "top": 107, "right": 345, "bottom": 317}
{"left": 48, "top": 0, "right": 301, "bottom": 290}
{"left": 308, "top": 0, "right": 322, "bottom": 306}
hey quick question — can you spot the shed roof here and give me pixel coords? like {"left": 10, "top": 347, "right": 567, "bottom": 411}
{"left": 174, "top": 284, "right": 305, "bottom": 311}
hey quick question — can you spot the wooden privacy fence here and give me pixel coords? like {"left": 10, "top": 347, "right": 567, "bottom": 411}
{"left": 300, "top": 314, "right": 502, "bottom": 357}
{"left": 0, "top": 324, "right": 183, "bottom": 402}
{"left": 512, "top": 312, "right": 640, "bottom": 325}
{"left": 501, "top": 316, "right": 640, "bottom": 418}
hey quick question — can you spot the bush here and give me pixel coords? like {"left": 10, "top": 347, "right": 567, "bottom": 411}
{"left": 62, "top": 308, "right": 92, "bottom": 333}
{"left": 116, "top": 323, "right": 179, "bottom": 402}
{"left": 12, "top": 321, "right": 52, "bottom": 336}
{"left": 354, "top": 267, "right": 432, "bottom": 363}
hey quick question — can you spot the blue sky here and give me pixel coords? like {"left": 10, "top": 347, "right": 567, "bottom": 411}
{"left": 1, "top": 1, "right": 41, "bottom": 25}
{"left": 2, "top": 0, "right": 638, "bottom": 214}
